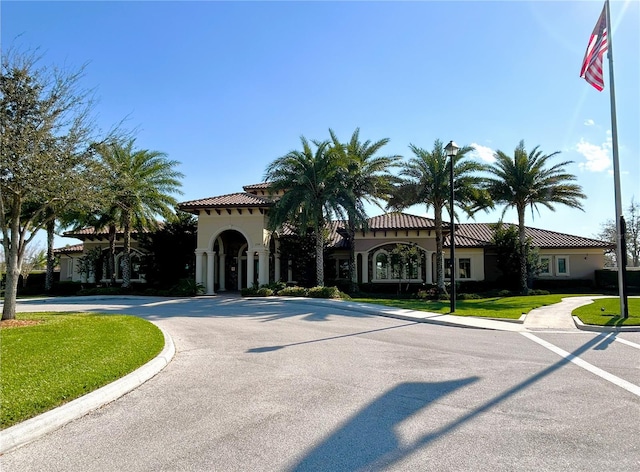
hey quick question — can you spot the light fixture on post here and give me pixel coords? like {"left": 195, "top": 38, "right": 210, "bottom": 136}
{"left": 444, "top": 140, "right": 459, "bottom": 313}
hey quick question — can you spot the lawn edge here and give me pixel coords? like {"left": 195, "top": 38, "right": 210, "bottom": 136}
{"left": 0, "top": 324, "right": 175, "bottom": 454}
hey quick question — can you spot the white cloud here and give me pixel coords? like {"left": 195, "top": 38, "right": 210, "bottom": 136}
{"left": 470, "top": 143, "right": 495, "bottom": 163}
{"left": 576, "top": 137, "right": 612, "bottom": 172}
{"left": 584, "top": 119, "right": 595, "bottom": 126}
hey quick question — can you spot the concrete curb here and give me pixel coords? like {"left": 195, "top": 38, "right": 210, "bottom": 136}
{"left": 573, "top": 316, "right": 640, "bottom": 333}
{"left": 0, "top": 324, "right": 175, "bottom": 454}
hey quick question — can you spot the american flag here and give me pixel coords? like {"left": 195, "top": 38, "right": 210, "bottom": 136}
{"left": 580, "top": 3, "right": 608, "bottom": 91}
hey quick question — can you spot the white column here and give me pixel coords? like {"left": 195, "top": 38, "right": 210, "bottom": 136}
{"left": 218, "top": 253, "right": 226, "bottom": 291}
{"left": 424, "top": 251, "right": 433, "bottom": 285}
{"left": 287, "top": 260, "right": 293, "bottom": 283}
{"left": 246, "top": 250, "right": 255, "bottom": 288}
{"left": 257, "top": 249, "right": 269, "bottom": 286}
{"left": 207, "top": 251, "right": 216, "bottom": 295}
{"left": 360, "top": 251, "right": 369, "bottom": 284}
{"left": 195, "top": 249, "right": 205, "bottom": 287}
{"left": 274, "top": 254, "right": 281, "bottom": 282}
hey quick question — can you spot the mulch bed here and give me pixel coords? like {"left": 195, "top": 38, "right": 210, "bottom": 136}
{"left": 0, "top": 319, "right": 42, "bottom": 329}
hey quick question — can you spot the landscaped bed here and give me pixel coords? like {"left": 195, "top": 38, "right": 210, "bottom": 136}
{"left": 0, "top": 313, "right": 164, "bottom": 429}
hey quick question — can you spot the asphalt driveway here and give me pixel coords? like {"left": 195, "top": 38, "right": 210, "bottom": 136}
{"left": 1, "top": 295, "right": 639, "bottom": 471}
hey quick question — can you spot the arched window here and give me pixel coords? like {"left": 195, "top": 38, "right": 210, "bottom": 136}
{"left": 373, "top": 246, "right": 422, "bottom": 282}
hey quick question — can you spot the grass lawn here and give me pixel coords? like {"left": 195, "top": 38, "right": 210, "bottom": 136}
{"left": 572, "top": 297, "right": 640, "bottom": 327}
{"left": 351, "top": 294, "right": 575, "bottom": 319}
{"left": 0, "top": 312, "right": 164, "bottom": 429}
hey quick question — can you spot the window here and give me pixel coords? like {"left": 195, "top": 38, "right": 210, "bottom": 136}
{"left": 458, "top": 258, "right": 471, "bottom": 279}
{"left": 445, "top": 258, "right": 472, "bottom": 279}
{"left": 555, "top": 256, "right": 570, "bottom": 276}
{"left": 374, "top": 248, "right": 422, "bottom": 281}
{"left": 338, "top": 259, "right": 349, "bottom": 279}
{"left": 539, "top": 256, "right": 552, "bottom": 276}
{"left": 375, "top": 253, "right": 389, "bottom": 280}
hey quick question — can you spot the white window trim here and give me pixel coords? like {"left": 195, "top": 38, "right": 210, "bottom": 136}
{"left": 538, "top": 256, "right": 552, "bottom": 276}
{"left": 555, "top": 256, "right": 570, "bottom": 277}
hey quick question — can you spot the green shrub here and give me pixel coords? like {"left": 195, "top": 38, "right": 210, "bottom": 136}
{"left": 457, "top": 293, "right": 482, "bottom": 300}
{"left": 256, "top": 287, "right": 274, "bottom": 297}
{"left": 308, "top": 286, "right": 344, "bottom": 299}
{"left": 497, "top": 290, "right": 512, "bottom": 297}
{"left": 278, "top": 286, "right": 308, "bottom": 297}
{"left": 168, "top": 278, "right": 205, "bottom": 296}
{"left": 261, "top": 281, "right": 287, "bottom": 294}
{"left": 77, "top": 286, "right": 123, "bottom": 296}
{"left": 241, "top": 287, "right": 258, "bottom": 297}
{"left": 528, "top": 289, "right": 550, "bottom": 296}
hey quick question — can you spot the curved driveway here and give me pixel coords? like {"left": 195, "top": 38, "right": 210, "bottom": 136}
{"left": 2, "top": 295, "right": 639, "bottom": 471}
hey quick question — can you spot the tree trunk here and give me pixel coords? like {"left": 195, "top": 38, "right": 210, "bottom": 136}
{"left": 122, "top": 218, "right": 131, "bottom": 288}
{"left": 518, "top": 206, "right": 529, "bottom": 295}
{"left": 108, "top": 225, "right": 116, "bottom": 285}
{"left": 45, "top": 219, "right": 55, "bottom": 292}
{"left": 347, "top": 217, "right": 358, "bottom": 293}
{"left": 2, "top": 217, "right": 25, "bottom": 320}
{"left": 315, "top": 224, "right": 324, "bottom": 287}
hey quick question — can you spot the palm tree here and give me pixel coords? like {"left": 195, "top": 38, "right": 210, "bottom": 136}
{"left": 388, "top": 139, "right": 491, "bottom": 295}
{"left": 485, "top": 140, "right": 586, "bottom": 294}
{"left": 265, "top": 136, "right": 346, "bottom": 287}
{"left": 97, "top": 139, "right": 183, "bottom": 288}
{"left": 328, "top": 128, "right": 401, "bottom": 292}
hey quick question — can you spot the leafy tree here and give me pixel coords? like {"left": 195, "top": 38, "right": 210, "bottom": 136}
{"left": 328, "top": 128, "right": 401, "bottom": 292}
{"left": 94, "top": 139, "right": 183, "bottom": 288}
{"left": 485, "top": 140, "right": 586, "bottom": 294}
{"left": 389, "top": 243, "right": 420, "bottom": 294}
{"left": 596, "top": 197, "right": 640, "bottom": 267}
{"left": 139, "top": 210, "right": 197, "bottom": 289}
{"left": 265, "top": 136, "right": 346, "bottom": 286}
{"left": 1, "top": 48, "right": 107, "bottom": 319}
{"left": 491, "top": 223, "right": 541, "bottom": 290}
{"left": 277, "top": 228, "right": 318, "bottom": 288}
{"left": 388, "top": 139, "right": 491, "bottom": 296}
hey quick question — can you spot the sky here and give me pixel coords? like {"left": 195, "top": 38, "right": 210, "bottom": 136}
{"left": 2, "top": 0, "right": 639, "bottom": 250}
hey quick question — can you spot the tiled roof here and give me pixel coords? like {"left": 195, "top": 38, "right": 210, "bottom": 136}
{"left": 448, "top": 223, "right": 613, "bottom": 249}
{"left": 366, "top": 213, "right": 437, "bottom": 230}
{"left": 242, "top": 182, "right": 272, "bottom": 191}
{"left": 54, "top": 244, "right": 84, "bottom": 254}
{"left": 63, "top": 226, "right": 153, "bottom": 238}
{"left": 178, "top": 192, "right": 274, "bottom": 210}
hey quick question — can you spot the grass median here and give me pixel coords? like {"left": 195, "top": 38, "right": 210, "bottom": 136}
{"left": 352, "top": 294, "right": 572, "bottom": 320}
{"left": 572, "top": 297, "right": 640, "bottom": 326}
{"left": 352, "top": 294, "right": 639, "bottom": 326}
{"left": 0, "top": 312, "right": 164, "bottom": 429}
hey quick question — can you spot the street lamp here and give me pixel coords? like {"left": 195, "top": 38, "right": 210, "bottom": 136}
{"left": 445, "top": 140, "right": 459, "bottom": 313}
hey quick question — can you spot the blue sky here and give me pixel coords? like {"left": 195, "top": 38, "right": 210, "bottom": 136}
{"left": 3, "top": 0, "right": 639, "bottom": 249}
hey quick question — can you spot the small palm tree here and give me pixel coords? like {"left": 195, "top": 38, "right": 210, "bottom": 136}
{"left": 388, "top": 139, "right": 491, "bottom": 295}
{"left": 265, "top": 136, "right": 346, "bottom": 287}
{"left": 97, "top": 139, "right": 183, "bottom": 288}
{"left": 328, "top": 128, "right": 401, "bottom": 292}
{"left": 485, "top": 140, "right": 586, "bottom": 294}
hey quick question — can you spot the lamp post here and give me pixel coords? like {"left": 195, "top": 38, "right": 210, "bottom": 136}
{"left": 445, "top": 140, "right": 459, "bottom": 313}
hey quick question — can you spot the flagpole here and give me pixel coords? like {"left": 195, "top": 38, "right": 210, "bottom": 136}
{"left": 605, "top": 0, "right": 629, "bottom": 319}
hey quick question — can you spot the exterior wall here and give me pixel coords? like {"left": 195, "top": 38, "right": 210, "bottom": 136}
{"left": 483, "top": 248, "right": 606, "bottom": 282}
{"left": 196, "top": 210, "right": 270, "bottom": 250}
{"left": 355, "top": 230, "right": 437, "bottom": 253}
{"left": 536, "top": 249, "right": 605, "bottom": 281}
{"left": 194, "top": 209, "right": 272, "bottom": 293}
{"left": 443, "top": 248, "right": 486, "bottom": 282}
{"left": 58, "top": 254, "right": 81, "bottom": 281}
{"left": 59, "top": 238, "right": 147, "bottom": 283}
